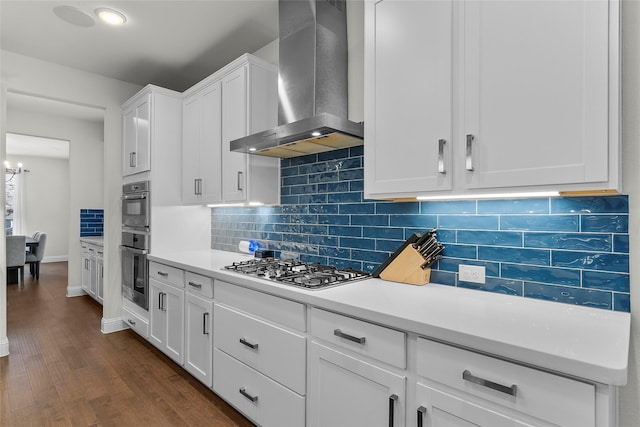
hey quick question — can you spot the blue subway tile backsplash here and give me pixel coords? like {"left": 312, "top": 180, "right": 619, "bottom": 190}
{"left": 211, "top": 148, "right": 630, "bottom": 312}
{"left": 80, "top": 209, "right": 104, "bottom": 237}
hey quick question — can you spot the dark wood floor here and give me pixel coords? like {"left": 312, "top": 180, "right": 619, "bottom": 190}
{"left": 1, "top": 262, "right": 254, "bottom": 427}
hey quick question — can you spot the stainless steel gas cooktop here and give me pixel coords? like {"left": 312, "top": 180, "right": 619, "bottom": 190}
{"left": 223, "top": 258, "right": 370, "bottom": 290}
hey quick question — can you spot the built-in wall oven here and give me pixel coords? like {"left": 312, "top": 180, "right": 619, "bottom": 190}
{"left": 121, "top": 181, "right": 150, "bottom": 310}
{"left": 122, "top": 181, "right": 150, "bottom": 231}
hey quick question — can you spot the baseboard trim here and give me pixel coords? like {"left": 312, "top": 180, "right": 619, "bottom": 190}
{"left": 43, "top": 255, "right": 68, "bottom": 263}
{"left": 102, "top": 316, "right": 127, "bottom": 334}
{"left": 0, "top": 337, "right": 9, "bottom": 357}
{"left": 66, "top": 286, "right": 85, "bottom": 297}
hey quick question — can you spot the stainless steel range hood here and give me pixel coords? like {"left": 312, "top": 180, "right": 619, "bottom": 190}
{"left": 230, "top": 0, "right": 363, "bottom": 158}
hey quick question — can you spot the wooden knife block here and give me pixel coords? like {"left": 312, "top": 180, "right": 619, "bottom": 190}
{"left": 379, "top": 245, "right": 431, "bottom": 286}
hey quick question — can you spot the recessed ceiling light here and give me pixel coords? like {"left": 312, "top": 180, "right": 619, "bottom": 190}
{"left": 95, "top": 8, "right": 127, "bottom": 26}
{"left": 53, "top": 5, "right": 96, "bottom": 27}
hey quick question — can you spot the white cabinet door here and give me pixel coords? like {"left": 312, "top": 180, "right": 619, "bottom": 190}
{"left": 185, "top": 293, "right": 213, "bottom": 386}
{"left": 365, "top": 0, "right": 453, "bottom": 197}
{"left": 416, "top": 383, "right": 537, "bottom": 427}
{"left": 96, "top": 255, "right": 104, "bottom": 304}
{"left": 462, "top": 0, "right": 610, "bottom": 190}
{"left": 148, "top": 279, "right": 184, "bottom": 364}
{"left": 164, "top": 283, "right": 185, "bottom": 364}
{"left": 81, "top": 246, "right": 91, "bottom": 293}
{"left": 182, "top": 95, "right": 203, "bottom": 204}
{"left": 122, "top": 94, "right": 151, "bottom": 176}
{"left": 307, "top": 341, "right": 406, "bottom": 427}
{"left": 89, "top": 253, "right": 97, "bottom": 298}
{"left": 148, "top": 279, "right": 165, "bottom": 350}
{"left": 364, "top": 0, "right": 617, "bottom": 198}
{"left": 221, "top": 66, "right": 248, "bottom": 202}
{"left": 182, "top": 82, "right": 223, "bottom": 204}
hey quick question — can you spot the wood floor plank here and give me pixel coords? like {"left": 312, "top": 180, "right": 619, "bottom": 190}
{"left": 2, "top": 262, "right": 255, "bottom": 427}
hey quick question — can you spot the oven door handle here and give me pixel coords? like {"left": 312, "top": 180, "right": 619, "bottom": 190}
{"left": 121, "top": 194, "right": 147, "bottom": 200}
{"left": 120, "top": 246, "right": 148, "bottom": 255}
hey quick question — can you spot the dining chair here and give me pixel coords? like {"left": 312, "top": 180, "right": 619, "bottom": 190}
{"left": 6, "top": 235, "right": 27, "bottom": 284}
{"left": 26, "top": 233, "right": 47, "bottom": 280}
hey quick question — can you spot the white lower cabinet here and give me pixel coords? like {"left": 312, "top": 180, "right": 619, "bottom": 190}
{"left": 214, "top": 348, "right": 305, "bottom": 427}
{"left": 213, "top": 280, "right": 306, "bottom": 426}
{"left": 149, "top": 265, "right": 185, "bottom": 365}
{"left": 134, "top": 258, "right": 619, "bottom": 427}
{"left": 308, "top": 308, "right": 407, "bottom": 427}
{"left": 416, "top": 338, "right": 596, "bottom": 427}
{"left": 81, "top": 241, "right": 103, "bottom": 304}
{"left": 308, "top": 341, "right": 406, "bottom": 427}
{"left": 184, "top": 272, "right": 214, "bottom": 387}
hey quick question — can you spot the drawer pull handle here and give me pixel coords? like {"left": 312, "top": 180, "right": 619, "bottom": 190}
{"left": 417, "top": 406, "right": 426, "bottom": 427}
{"left": 438, "top": 139, "right": 446, "bottom": 174}
{"left": 157, "top": 271, "right": 168, "bottom": 277}
{"left": 203, "top": 312, "right": 210, "bottom": 335}
{"left": 465, "top": 134, "right": 475, "bottom": 171}
{"left": 388, "top": 394, "right": 398, "bottom": 427}
{"left": 334, "top": 329, "right": 366, "bottom": 344}
{"left": 239, "top": 338, "right": 259, "bottom": 350}
{"left": 462, "top": 369, "right": 518, "bottom": 397}
{"left": 128, "top": 319, "right": 136, "bottom": 326}
{"left": 239, "top": 387, "right": 258, "bottom": 402}
{"left": 188, "top": 281, "right": 202, "bottom": 288}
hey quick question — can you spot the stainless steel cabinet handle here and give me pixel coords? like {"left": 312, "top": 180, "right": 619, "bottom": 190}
{"left": 239, "top": 387, "right": 258, "bottom": 403}
{"left": 188, "top": 281, "right": 202, "bottom": 289}
{"left": 239, "top": 338, "right": 259, "bottom": 350}
{"left": 465, "top": 134, "right": 474, "bottom": 171}
{"left": 128, "top": 319, "right": 136, "bottom": 326}
{"left": 438, "top": 139, "right": 447, "bottom": 174}
{"left": 417, "top": 406, "right": 427, "bottom": 427}
{"left": 194, "top": 178, "right": 202, "bottom": 195}
{"left": 334, "top": 328, "right": 366, "bottom": 344}
{"left": 462, "top": 369, "right": 517, "bottom": 396}
{"left": 158, "top": 292, "right": 163, "bottom": 311}
{"left": 157, "top": 271, "right": 168, "bottom": 277}
{"left": 388, "top": 394, "right": 398, "bottom": 427}
{"left": 237, "top": 171, "right": 243, "bottom": 191}
{"left": 203, "top": 312, "right": 209, "bottom": 335}
{"left": 130, "top": 152, "right": 137, "bottom": 167}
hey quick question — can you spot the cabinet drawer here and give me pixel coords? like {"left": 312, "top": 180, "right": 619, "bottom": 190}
{"left": 214, "top": 304, "right": 306, "bottom": 394}
{"left": 213, "top": 348, "right": 305, "bottom": 427}
{"left": 215, "top": 280, "right": 305, "bottom": 331}
{"left": 185, "top": 271, "right": 213, "bottom": 298}
{"left": 122, "top": 306, "right": 149, "bottom": 339}
{"left": 149, "top": 262, "right": 184, "bottom": 288}
{"left": 310, "top": 308, "right": 406, "bottom": 369}
{"left": 417, "top": 338, "right": 595, "bottom": 427}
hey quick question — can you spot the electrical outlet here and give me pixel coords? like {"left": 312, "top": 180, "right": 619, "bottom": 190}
{"left": 459, "top": 264, "right": 486, "bottom": 284}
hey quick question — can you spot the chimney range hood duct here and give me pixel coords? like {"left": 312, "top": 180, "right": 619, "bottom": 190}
{"left": 230, "top": 0, "right": 363, "bottom": 158}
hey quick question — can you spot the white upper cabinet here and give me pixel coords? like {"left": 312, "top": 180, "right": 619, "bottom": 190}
{"left": 364, "top": 0, "right": 620, "bottom": 199}
{"left": 122, "top": 93, "right": 151, "bottom": 176}
{"left": 182, "top": 81, "right": 223, "bottom": 204}
{"left": 182, "top": 54, "right": 280, "bottom": 205}
{"left": 121, "top": 85, "right": 183, "bottom": 181}
{"left": 365, "top": 0, "right": 454, "bottom": 195}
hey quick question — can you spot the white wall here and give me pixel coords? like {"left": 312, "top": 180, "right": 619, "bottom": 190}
{"left": 6, "top": 154, "right": 71, "bottom": 261}
{"left": 619, "top": 1, "right": 640, "bottom": 424}
{"left": 6, "top": 109, "right": 104, "bottom": 269}
{"left": 0, "top": 49, "right": 142, "bottom": 349}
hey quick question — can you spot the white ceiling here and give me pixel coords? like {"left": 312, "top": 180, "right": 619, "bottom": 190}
{"left": 0, "top": 0, "right": 280, "bottom": 92}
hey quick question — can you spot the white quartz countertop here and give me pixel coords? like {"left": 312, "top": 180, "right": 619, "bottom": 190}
{"left": 80, "top": 236, "right": 104, "bottom": 246}
{"left": 148, "top": 249, "right": 631, "bottom": 386}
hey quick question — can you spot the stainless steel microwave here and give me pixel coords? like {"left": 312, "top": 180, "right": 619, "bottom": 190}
{"left": 121, "top": 181, "right": 150, "bottom": 232}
